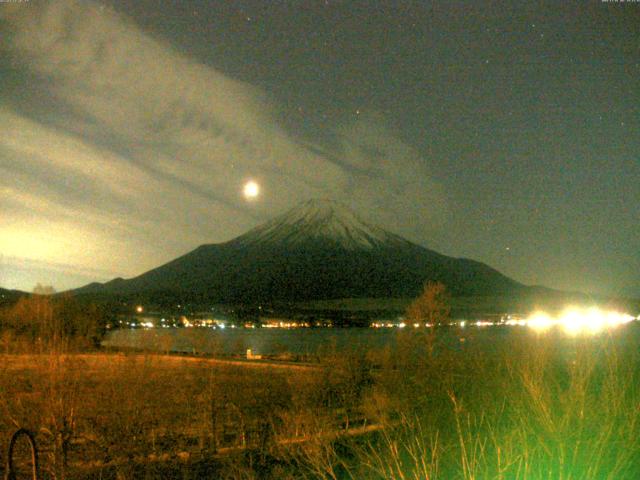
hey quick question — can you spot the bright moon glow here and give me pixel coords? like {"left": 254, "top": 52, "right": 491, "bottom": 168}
{"left": 243, "top": 181, "right": 260, "bottom": 199}
{"left": 516, "top": 307, "right": 636, "bottom": 335}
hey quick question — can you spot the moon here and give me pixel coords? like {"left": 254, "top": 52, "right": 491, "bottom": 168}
{"left": 243, "top": 180, "right": 260, "bottom": 199}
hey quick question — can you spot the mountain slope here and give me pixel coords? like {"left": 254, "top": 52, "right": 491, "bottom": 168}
{"left": 74, "top": 199, "right": 524, "bottom": 303}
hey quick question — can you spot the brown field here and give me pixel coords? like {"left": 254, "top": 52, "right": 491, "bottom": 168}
{"left": 0, "top": 352, "right": 351, "bottom": 479}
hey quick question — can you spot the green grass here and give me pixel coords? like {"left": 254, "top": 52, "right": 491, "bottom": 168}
{"left": 334, "top": 327, "right": 640, "bottom": 479}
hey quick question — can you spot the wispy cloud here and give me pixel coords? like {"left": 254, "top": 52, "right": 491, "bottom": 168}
{"left": 0, "top": 255, "right": 118, "bottom": 292}
{"left": 0, "top": 0, "right": 446, "bottom": 290}
{"left": 331, "top": 111, "right": 447, "bottom": 240}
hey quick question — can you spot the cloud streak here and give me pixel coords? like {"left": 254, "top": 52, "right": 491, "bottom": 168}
{"left": 0, "top": 0, "right": 446, "bottom": 290}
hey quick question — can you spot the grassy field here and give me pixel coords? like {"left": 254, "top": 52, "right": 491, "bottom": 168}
{"left": 2, "top": 325, "right": 640, "bottom": 479}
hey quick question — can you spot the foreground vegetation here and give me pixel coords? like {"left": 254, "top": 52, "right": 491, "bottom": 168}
{"left": 1, "top": 324, "right": 640, "bottom": 479}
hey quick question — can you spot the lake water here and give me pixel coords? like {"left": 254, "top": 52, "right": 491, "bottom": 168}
{"left": 101, "top": 323, "right": 639, "bottom": 357}
{"left": 103, "top": 327, "right": 414, "bottom": 356}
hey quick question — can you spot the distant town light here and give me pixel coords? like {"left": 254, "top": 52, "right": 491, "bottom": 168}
{"left": 527, "top": 312, "right": 553, "bottom": 332}
{"left": 136, "top": 305, "right": 143, "bottom": 313}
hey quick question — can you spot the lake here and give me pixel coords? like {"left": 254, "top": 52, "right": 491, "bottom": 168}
{"left": 103, "top": 327, "right": 413, "bottom": 356}
{"left": 102, "top": 322, "right": 640, "bottom": 358}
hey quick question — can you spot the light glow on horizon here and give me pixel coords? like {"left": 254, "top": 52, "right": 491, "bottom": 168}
{"left": 525, "top": 307, "right": 635, "bottom": 335}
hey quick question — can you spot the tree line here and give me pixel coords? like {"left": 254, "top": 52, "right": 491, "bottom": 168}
{"left": 0, "top": 285, "right": 109, "bottom": 351}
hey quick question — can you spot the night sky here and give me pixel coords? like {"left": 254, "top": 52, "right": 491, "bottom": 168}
{"left": 1, "top": 0, "right": 638, "bottom": 296}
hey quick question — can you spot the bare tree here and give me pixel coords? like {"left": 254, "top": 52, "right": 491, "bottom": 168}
{"left": 405, "top": 281, "right": 450, "bottom": 326}
{"left": 33, "top": 283, "right": 56, "bottom": 296}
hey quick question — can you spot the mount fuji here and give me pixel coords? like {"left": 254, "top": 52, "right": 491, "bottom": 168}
{"left": 73, "top": 199, "right": 524, "bottom": 304}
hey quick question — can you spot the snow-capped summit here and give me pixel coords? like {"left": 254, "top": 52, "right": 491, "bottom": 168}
{"left": 235, "top": 199, "right": 406, "bottom": 250}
